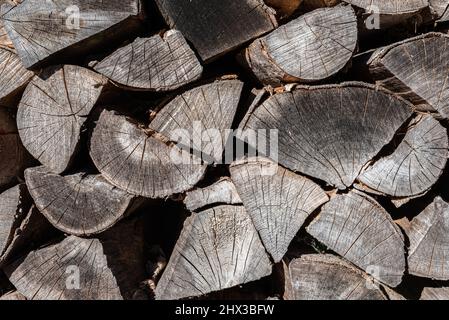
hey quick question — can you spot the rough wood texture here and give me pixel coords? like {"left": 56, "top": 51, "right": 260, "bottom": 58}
{"left": 230, "top": 157, "right": 328, "bottom": 262}
{"left": 0, "top": 290, "right": 26, "bottom": 300}
{"left": 264, "top": 0, "right": 303, "bottom": 18}
{"left": 357, "top": 115, "right": 448, "bottom": 198}
{"left": 149, "top": 80, "right": 243, "bottom": 163}
{"left": 420, "top": 287, "right": 449, "bottom": 300}
{"left": 1, "top": 0, "right": 143, "bottom": 68}
{"left": 342, "top": 0, "right": 428, "bottom": 15}
{"left": 368, "top": 33, "right": 449, "bottom": 118}
{"left": 242, "top": 82, "right": 413, "bottom": 189}
{"left": 307, "top": 191, "right": 406, "bottom": 287}
{"left": 94, "top": 30, "right": 202, "bottom": 91}
{"left": 243, "top": 5, "right": 357, "bottom": 85}
{"left": 25, "top": 166, "right": 135, "bottom": 236}
{"left": 155, "top": 0, "right": 277, "bottom": 62}
{"left": 285, "top": 254, "right": 387, "bottom": 300}
{"left": 408, "top": 197, "right": 449, "bottom": 280}
{"left": 155, "top": 205, "right": 272, "bottom": 300}
{"left": 17, "top": 65, "right": 106, "bottom": 174}
{"left": 430, "top": 0, "right": 449, "bottom": 21}
{"left": 90, "top": 109, "right": 207, "bottom": 198}
{"left": 184, "top": 178, "right": 242, "bottom": 212}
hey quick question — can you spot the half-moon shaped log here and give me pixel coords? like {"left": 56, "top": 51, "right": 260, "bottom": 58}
{"left": 342, "top": 0, "right": 428, "bottom": 15}
{"left": 90, "top": 109, "right": 207, "bottom": 198}
{"left": 408, "top": 197, "right": 449, "bottom": 280}
{"left": 94, "top": 30, "right": 203, "bottom": 91}
{"left": 357, "top": 115, "right": 448, "bottom": 198}
{"left": 242, "top": 82, "right": 413, "bottom": 189}
{"left": 17, "top": 65, "right": 106, "bottom": 174}
{"left": 24, "top": 166, "right": 135, "bottom": 236}
{"left": 285, "top": 254, "right": 388, "bottom": 300}
{"left": 155, "top": 205, "right": 272, "bottom": 300}
{"left": 243, "top": 5, "right": 357, "bottom": 85}
{"left": 306, "top": 191, "right": 405, "bottom": 287}
{"left": 230, "top": 157, "right": 329, "bottom": 262}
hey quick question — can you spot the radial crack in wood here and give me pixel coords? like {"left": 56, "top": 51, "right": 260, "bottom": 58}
{"left": 306, "top": 191, "right": 406, "bottom": 287}
{"left": 420, "top": 287, "right": 449, "bottom": 299}
{"left": 230, "top": 157, "right": 329, "bottom": 262}
{"left": 242, "top": 82, "right": 413, "bottom": 189}
{"left": 94, "top": 30, "right": 203, "bottom": 92}
{"left": 17, "top": 65, "right": 106, "bottom": 174}
{"left": 243, "top": 5, "right": 357, "bottom": 85}
{"left": 155, "top": 205, "right": 272, "bottom": 300}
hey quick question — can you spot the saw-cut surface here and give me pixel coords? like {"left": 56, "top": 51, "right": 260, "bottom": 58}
{"left": 342, "top": 0, "right": 428, "bottom": 15}
{"left": 420, "top": 287, "right": 449, "bottom": 300}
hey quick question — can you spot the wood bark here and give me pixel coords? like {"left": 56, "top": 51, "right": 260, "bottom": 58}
{"left": 243, "top": 5, "right": 357, "bottom": 85}
{"left": 17, "top": 65, "right": 107, "bottom": 174}
{"left": 93, "top": 30, "right": 203, "bottom": 92}
{"left": 306, "top": 191, "right": 406, "bottom": 287}
{"left": 154, "top": 0, "right": 277, "bottom": 62}
{"left": 242, "top": 82, "right": 413, "bottom": 190}
{"left": 155, "top": 205, "right": 272, "bottom": 300}
{"left": 1, "top": 0, "right": 144, "bottom": 68}
{"left": 230, "top": 157, "right": 329, "bottom": 262}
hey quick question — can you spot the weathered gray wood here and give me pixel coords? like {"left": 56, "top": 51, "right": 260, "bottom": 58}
{"left": 342, "top": 0, "right": 428, "bottom": 15}
{"left": 155, "top": 205, "right": 272, "bottom": 300}
{"left": 155, "top": 0, "right": 277, "bottom": 62}
{"left": 368, "top": 33, "right": 449, "bottom": 118}
{"left": 0, "top": 290, "right": 26, "bottom": 300}
{"left": 264, "top": 0, "right": 303, "bottom": 18}
{"left": 357, "top": 115, "right": 448, "bottom": 198}
{"left": 383, "top": 286, "right": 406, "bottom": 300}
{"left": 285, "top": 254, "right": 388, "bottom": 300}
{"left": 306, "top": 191, "right": 406, "bottom": 287}
{"left": 430, "top": 0, "right": 449, "bottom": 21}
{"left": 4, "top": 218, "right": 146, "bottom": 300}
{"left": 90, "top": 109, "right": 207, "bottom": 199}
{"left": 408, "top": 197, "right": 449, "bottom": 280}
{"left": 242, "top": 82, "right": 413, "bottom": 189}
{"left": 420, "top": 287, "right": 449, "bottom": 300}
{"left": 243, "top": 5, "right": 357, "bottom": 85}
{"left": 230, "top": 157, "right": 328, "bottom": 262}
{"left": 94, "top": 30, "right": 203, "bottom": 92}
{"left": 149, "top": 80, "right": 243, "bottom": 163}
{"left": 184, "top": 178, "right": 242, "bottom": 212}
{"left": 1, "top": 0, "right": 143, "bottom": 68}
{"left": 17, "top": 65, "right": 107, "bottom": 174}
{"left": 25, "top": 166, "right": 136, "bottom": 236}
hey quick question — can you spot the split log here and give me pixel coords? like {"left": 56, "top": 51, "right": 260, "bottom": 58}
{"left": 408, "top": 197, "right": 449, "bottom": 280}
{"left": 1, "top": 0, "right": 144, "bottom": 69}
{"left": 154, "top": 0, "right": 277, "bottom": 62}
{"left": 0, "top": 290, "right": 26, "bottom": 300}
{"left": 264, "top": 0, "right": 303, "bottom": 18}
{"left": 230, "top": 157, "right": 329, "bottom": 262}
{"left": 242, "top": 82, "right": 413, "bottom": 189}
{"left": 155, "top": 205, "right": 272, "bottom": 300}
{"left": 368, "top": 32, "right": 449, "bottom": 118}
{"left": 306, "top": 191, "right": 406, "bottom": 287}
{"left": 24, "top": 166, "right": 137, "bottom": 236}
{"left": 357, "top": 115, "right": 448, "bottom": 199}
{"left": 429, "top": 0, "right": 449, "bottom": 21}
{"left": 242, "top": 5, "right": 358, "bottom": 85}
{"left": 285, "top": 254, "right": 388, "bottom": 300}
{"left": 302, "top": 0, "right": 340, "bottom": 9}
{"left": 420, "top": 287, "right": 449, "bottom": 300}
{"left": 90, "top": 109, "right": 207, "bottom": 198}
{"left": 383, "top": 286, "right": 406, "bottom": 300}
{"left": 149, "top": 80, "right": 243, "bottom": 163}
{"left": 17, "top": 65, "right": 107, "bottom": 174}
{"left": 0, "top": 21, "right": 14, "bottom": 51}
{"left": 4, "top": 218, "right": 146, "bottom": 300}
{"left": 93, "top": 30, "right": 203, "bottom": 92}
{"left": 184, "top": 178, "right": 242, "bottom": 212}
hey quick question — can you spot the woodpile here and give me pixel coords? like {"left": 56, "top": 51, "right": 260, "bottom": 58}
{"left": 2, "top": 0, "right": 449, "bottom": 301}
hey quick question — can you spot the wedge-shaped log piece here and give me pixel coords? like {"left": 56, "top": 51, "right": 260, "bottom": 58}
{"left": 357, "top": 115, "right": 448, "bottom": 198}
{"left": 342, "top": 0, "right": 428, "bottom": 15}
{"left": 155, "top": 0, "right": 277, "bottom": 62}
{"left": 307, "top": 191, "right": 405, "bottom": 287}
{"left": 2, "top": 0, "right": 143, "bottom": 68}
{"left": 155, "top": 205, "right": 272, "bottom": 300}
{"left": 421, "top": 287, "right": 449, "bottom": 300}
{"left": 285, "top": 254, "right": 387, "bottom": 300}
{"left": 4, "top": 219, "right": 146, "bottom": 300}
{"left": 17, "top": 65, "right": 106, "bottom": 174}
{"left": 230, "top": 157, "right": 328, "bottom": 262}
{"left": 369, "top": 33, "right": 449, "bottom": 118}
{"left": 184, "top": 178, "right": 242, "bottom": 212}
{"left": 408, "top": 197, "right": 449, "bottom": 280}
{"left": 242, "top": 83, "right": 413, "bottom": 189}
{"left": 90, "top": 110, "right": 207, "bottom": 198}
{"left": 149, "top": 80, "right": 243, "bottom": 163}
{"left": 244, "top": 6, "right": 357, "bottom": 85}
{"left": 94, "top": 30, "right": 202, "bottom": 91}
{"left": 25, "top": 166, "right": 135, "bottom": 236}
